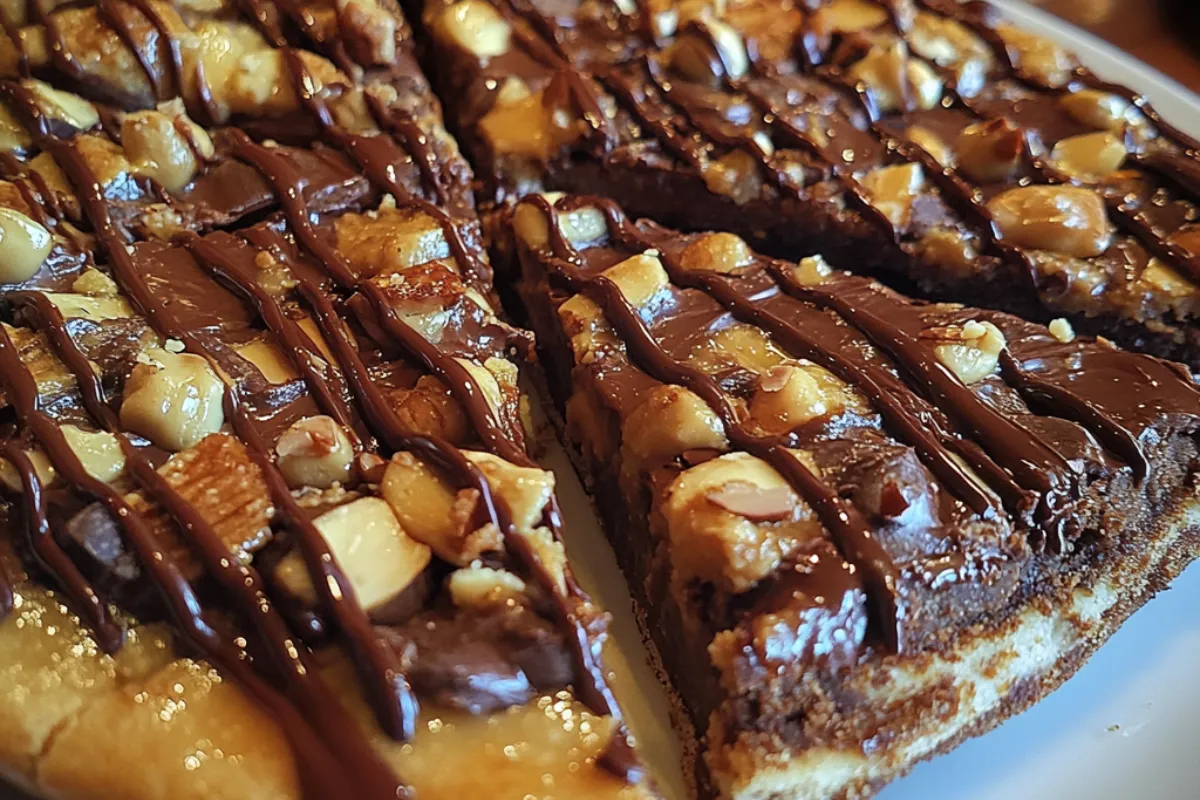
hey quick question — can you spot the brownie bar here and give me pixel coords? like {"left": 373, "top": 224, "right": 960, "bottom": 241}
{"left": 423, "top": 0, "right": 1200, "bottom": 368}
{"left": 0, "top": 9, "right": 655, "bottom": 798}
{"left": 507, "top": 192, "right": 1200, "bottom": 799}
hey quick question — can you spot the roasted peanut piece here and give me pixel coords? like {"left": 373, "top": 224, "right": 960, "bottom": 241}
{"left": 792, "top": 254, "right": 833, "bottom": 286}
{"left": 987, "top": 185, "right": 1113, "bottom": 259}
{"left": 995, "top": 24, "right": 1078, "bottom": 86}
{"left": 0, "top": 207, "right": 52, "bottom": 284}
{"left": 61, "top": 425, "right": 126, "bottom": 484}
{"left": 273, "top": 497, "right": 431, "bottom": 615}
{"left": 623, "top": 385, "right": 727, "bottom": 465}
{"left": 275, "top": 416, "right": 355, "bottom": 489}
{"left": 956, "top": 119, "right": 1024, "bottom": 183}
{"left": 923, "top": 319, "right": 1007, "bottom": 384}
{"left": 26, "top": 80, "right": 99, "bottom": 130}
{"left": 448, "top": 564, "right": 527, "bottom": 610}
{"left": 862, "top": 162, "right": 925, "bottom": 229}
{"left": 513, "top": 193, "right": 608, "bottom": 250}
{"left": 1059, "top": 89, "right": 1133, "bottom": 132}
{"left": 1048, "top": 318, "right": 1075, "bottom": 343}
{"left": 602, "top": 253, "right": 671, "bottom": 308}
{"left": 1049, "top": 132, "right": 1127, "bottom": 181}
{"left": 904, "top": 125, "right": 955, "bottom": 169}
{"left": 849, "top": 42, "right": 943, "bottom": 114}
{"left": 811, "top": 0, "right": 888, "bottom": 36}
{"left": 440, "top": 0, "right": 512, "bottom": 59}
{"left": 679, "top": 233, "right": 756, "bottom": 274}
{"left": 122, "top": 109, "right": 208, "bottom": 193}
{"left": 119, "top": 350, "right": 226, "bottom": 451}
{"left": 917, "top": 228, "right": 980, "bottom": 278}
{"left": 0, "top": 102, "right": 31, "bottom": 152}
{"left": 703, "top": 149, "right": 763, "bottom": 205}
{"left": 749, "top": 365, "right": 838, "bottom": 433}
{"left": 0, "top": 448, "right": 55, "bottom": 493}
{"left": 907, "top": 11, "right": 994, "bottom": 78}
{"left": 663, "top": 452, "right": 815, "bottom": 592}
{"left": 464, "top": 451, "right": 555, "bottom": 534}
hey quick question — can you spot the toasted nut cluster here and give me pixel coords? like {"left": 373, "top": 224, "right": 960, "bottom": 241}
{"left": 0, "top": 448, "right": 55, "bottom": 493}
{"left": 558, "top": 293, "right": 619, "bottom": 363}
{"left": 72, "top": 268, "right": 120, "bottom": 296}
{"left": 861, "top": 162, "right": 926, "bottom": 229}
{"left": 663, "top": 452, "right": 819, "bottom": 592}
{"left": 792, "top": 254, "right": 833, "bottom": 286}
{"left": 679, "top": 233, "right": 756, "bottom": 274}
{"left": 904, "top": 125, "right": 955, "bottom": 169}
{"left": 703, "top": 149, "right": 763, "bottom": 205}
{"left": 336, "top": 207, "right": 451, "bottom": 278}
{"left": 513, "top": 193, "right": 609, "bottom": 250}
{"left": 379, "top": 452, "right": 503, "bottom": 564}
{"left": 440, "top": 0, "right": 512, "bottom": 58}
{"left": 917, "top": 228, "right": 980, "bottom": 278}
{"left": 1048, "top": 318, "right": 1075, "bottom": 343}
{"left": 995, "top": 24, "right": 1078, "bottom": 87}
{"left": 122, "top": 101, "right": 214, "bottom": 193}
{"left": 275, "top": 416, "right": 355, "bottom": 489}
{"left": 274, "top": 497, "right": 431, "bottom": 616}
{"left": 119, "top": 350, "right": 226, "bottom": 451}
{"left": 956, "top": 119, "right": 1024, "bottom": 183}
{"left": 61, "top": 425, "right": 126, "bottom": 484}
{"left": 749, "top": 365, "right": 841, "bottom": 433}
{"left": 622, "top": 385, "right": 727, "bottom": 466}
{"left": 668, "top": 19, "right": 749, "bottom": 85}
{"left": 0, "top": 207, "right": 53, "bottom": 285}
{"left": 1059, "top": 90, "right": 1134, "bottom": 132}
{"left": 987, "top": 185, "right": 1113, "bottom": 259}
{"left": 1049, "top": 132, "right": 1127, "bottom": 182}
{"left": 1137, "top": 259, "right": 1196, "bottom": 299}
{"left": 389, "top": 375, "right": 471, "bottom": 445}
{"left": 906, "top": 11, "right": 994, "bottom": 94}
{"left": 849, "top": 42, "right": 943, "bottom": 114}
{"left": 449, "top": 564, "right": 527, "bottom": 611}
{"left": 603, "top": 253, "right": 671, "bottom": 308}
{"left": 923, "top": 319, "right": 1007, "bottom": 384}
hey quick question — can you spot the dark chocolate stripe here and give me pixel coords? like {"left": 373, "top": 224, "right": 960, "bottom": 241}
{"left": 96, "top": 0, "right": 164, "bottom": 100}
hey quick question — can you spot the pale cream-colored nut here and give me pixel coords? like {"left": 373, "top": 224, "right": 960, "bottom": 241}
{"left": 1048, "top": 318, "right": 1075, "bottom": 343}
{"left": 907, "top": 11, "right": 993, "bottom": 73}
{"left": 987, "top": 185, "right": 1113, "bottom": 259}
{"left": 43, "top": 291, "right": 135, "bottom": 322}
{"left": 792, "top": 254, "right": 833, "bottom": 286}
{"left": 273, "top": 497, "right": 431, "bottom": 614}
{"left": 1059, "top": 89, "right": 1133, "bottom": 132}
{"left": 454, "top": 357, "right": 509, "bottom": 419}
{"left": 923, "top": 319, "right": 1007, "bottom": 384}
{"left": 524, "top": 526, "right": 567, "bottom": 596}
{"left": 956, "top": 119, "right": 1025, "bottom": 183}
{"left": 0, "top": 102, "right": 31, "bottom": 153}
{"left": 862, "top": 162, "right": 926, "bottom": 229}
{"left": 995, "top": 24, "right": 1078, "bottom": 87}
{"left": 61, "top": 425, "right": 126, "bottom": 484}
{"left": 119, "top": 350, "right": 226, "bottom": 451}
{"left": 513, "top": 193, "right": 608, "bottom": 250}
{"left": 602, "top": 252, "right": 671, "bottom": 308}
{"left": 479, "top": 81, "right": 585, "bottom": 160}
{"left": 494, "top": 76, "right": 532, "bottom": 107}
{"left": 156, "top": 98, "right": 215, "bottom": 159}
{"left": 811, "top": 0, "right": 888, "bottom": 36}
{"left": 440, "top": 0, "right": 512, "bottom": 59}
{"left": 379, "top": 451, "right": 503, "bottom": 564}
{"left": 464, "top": 451, "right": 554, "bottom": 533}
{"left": 917, "top": 228, "right": 979, "bottom": 278}
{"left": 71, "top": 268, "right": 120, "bottom": 296}
{"left": 236, "top": 339, "right": 299, "bottom": 385}
{"left": 336, "top": 207, "right": 450, "bottom": 278}
{"left": 904, "top": 125, "right": 955, "bottom": 169}
{"left": 669, "top": 19, "right": 748, "bottom": 84}
{"left": 849, "top": 42, "right": 943, "bottom": 114}
{"left": 448, "top": 564, "right": 527, "bottom": 611}
{"left": 122, "top": 110, "right": 205, "bottom": 193}
{"left": 679, "top": 233, "right": 755, "bottom": 274}
{"left": 275, "top": 415, "right": 355, "bottom": 489}
{"left": 751, "top": 130, "right": 774, "bottom": 158}
{"left": 690, "top": 323, "right": 787, "bottom": 375}
{"left": 25, "top": 79, "right": 99, "bottom": 130}
{"left": 749, "top": 365, "right": 839, "bottom": 433}
{"left": 0, "top": 448, "right": 55, "bottom": 493}
{"left": 558, "top": 293, "right": 618, "bottom": 362}
{"left": 703, "top": 149, "right": 763, "bottom": 205}
{"left": 28, "top": 152, "right": 72, "bottom": 199}
{"left": 663, "top": 452, "right": 816, "bottom": 592}
{"left": 0, "top": 206, "right": 52, "bottom": 284}
{"left": 623, "top": 385, "right": 727, "bottom": 464}
{"left": 1049, "top": 132, "right": 1127, "bottom": 181}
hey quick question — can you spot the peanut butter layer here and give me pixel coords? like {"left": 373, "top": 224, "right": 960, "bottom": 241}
{"left": 423, "top": 0, "right": 1200, "bottom": 368}
{"left": 507, "top": 192, "right": 1200, "bottom": 798}
{"left": 0, "top": 6, "right": 653, "bottom": 797}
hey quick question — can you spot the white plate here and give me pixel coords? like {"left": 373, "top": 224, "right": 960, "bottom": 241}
{"left": 550, "top": 4, "right": 1200, "bottom": 799}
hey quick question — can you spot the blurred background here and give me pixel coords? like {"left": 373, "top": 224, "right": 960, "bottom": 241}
{"left": 1033, "top": 0, "right": 1200, "bottom": 88}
